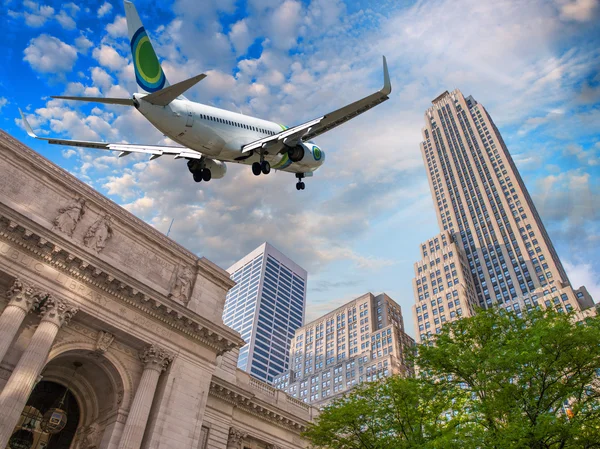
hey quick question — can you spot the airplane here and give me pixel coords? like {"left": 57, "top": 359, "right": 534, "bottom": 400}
{"left": 20, "top": 1, "right": 391, "bottom": 191}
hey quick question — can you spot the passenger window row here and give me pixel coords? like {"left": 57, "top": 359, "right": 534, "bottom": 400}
{"left": 198, "top": 113, "right": 276, "bottom": 136}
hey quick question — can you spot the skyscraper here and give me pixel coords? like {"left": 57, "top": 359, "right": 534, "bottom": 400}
{"left": 273, "top": 293, "right": 414, "bottom": 406}
{"left": 412, "top": 90, "right": 594, "bottom": 343}
{"left": 223, "top": 242, "right": 307, "bottom": 383}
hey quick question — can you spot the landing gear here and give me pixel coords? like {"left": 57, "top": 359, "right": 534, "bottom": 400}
{"left": 192, "top": 168, "right": 211, "bottom": 182}
{"left": 261, "top": 161, "right": 271, "bottom": 174}
{"left": 252, "top": 159, "right": 271, "bottom": 176}
{"left": 188, "top": 159, "right": 211, "bottom": 183}
{"left": 295, "top": 173, "right": 306, "bottom": 191}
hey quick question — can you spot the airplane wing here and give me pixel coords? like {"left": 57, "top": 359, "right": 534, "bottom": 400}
{"left": 242, "top": 56, "right": 391, "bottom": 154}
{"left": 19, "top": 109, "right": 202, "bottom": 161}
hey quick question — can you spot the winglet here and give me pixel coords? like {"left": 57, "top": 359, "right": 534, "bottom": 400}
{"left": 381, "top": 56, "right": 391, "bottom": 96}
{"left": 19, "top": 108, "right": 38, "bottom": 138}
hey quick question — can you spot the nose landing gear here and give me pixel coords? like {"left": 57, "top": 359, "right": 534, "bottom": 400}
{"left": 295, "top": 173, "right": 305, "bottom": 190}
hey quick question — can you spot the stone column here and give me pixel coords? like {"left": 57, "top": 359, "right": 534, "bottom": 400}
{"left": 117, "top": 344, "right": 174, "bottom": 449}
{"left": 227, "top": 428, "right": 248, "bottom": 449}
{"left": 0, "top": 295, "right": 78, "bottom": 448}
{"left": 0, "top": 279, "right": 43, "bottom": 363}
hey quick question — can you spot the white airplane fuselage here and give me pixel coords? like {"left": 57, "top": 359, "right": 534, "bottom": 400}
{"left": 134, "top": 93, "right": 325, "bottom": 174}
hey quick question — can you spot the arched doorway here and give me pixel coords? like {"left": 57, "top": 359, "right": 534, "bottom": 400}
{"left": 7, "top": 345, "right": 129, "bottom": 449}
{"left": 7, "top": 380, "right": 80, "bottom": 449}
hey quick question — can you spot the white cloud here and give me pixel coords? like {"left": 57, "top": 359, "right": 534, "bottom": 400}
{"left": 65, "top": 3, "right": 80, "bottom": 14}
{"left": 23, "top": 3, "right": 55, "bottom": 28}
{"left": 563, "top": 143, "right": 600, "bottom": 166}
{"left": 106, "top": 15, "right": 128, "bottom": 38}
{"left": 92, "top": 45, "right": 128, "bottom": 71}
{"left": 75, "top": 35, "right": 93, "bottom": 54}
{"left": 517, "top": 110, "right": 565, "bottom": 135}
{"left": 229, "top": 19, "right": 253, "bottom": 55}
{"left": 564, "top": 261, "right": 600, "bottom": 301}
{"left": 62, "top": 149, "right": 77, "bottom": 159}
{"left": 98, "top": 2, "right": 113, "bottom": 18}
{"left": 91, "top": 67, "right": 114, "bottom": 92}
{"left": 269, "top": 0, "right": 303, "bottom": 50}
{"left": 23, "top": 35, "right": 78, "bottom": 74}
{"left": 0, "top": 98, "right": 8, "bottom": 112}
{"left": 556, "top": 0, "right": 599, "bottom": 21}
{"left": 56, "top": 10, "right": 76, "bottom": 30}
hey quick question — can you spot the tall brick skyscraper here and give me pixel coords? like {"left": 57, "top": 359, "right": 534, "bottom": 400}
{"left": 412, "top": 90, "right": 594, "bottom": 343}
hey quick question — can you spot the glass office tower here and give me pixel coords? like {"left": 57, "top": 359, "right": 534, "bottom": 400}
{"left": 223, "top": 242, "right": 307, "bottom": 383}
{"left": 411, "top": 89, "right": 595, "bottom": 342}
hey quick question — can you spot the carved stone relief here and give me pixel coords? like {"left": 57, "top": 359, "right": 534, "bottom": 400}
{"left": 53, "top": 197, "right": 86, "bottom": 237}
{"left": 169, "top": 265, "right": 195, "bottom": 305}
{"left": 80, "top": 422, "right": 101, "bottom": 449}
{"left": 227, "top": 427, "right": 248, "bottom": 449}
{"left": 95, "top": 331, "right": 115, "bottom": 354}
{"left": 84, "top": 214, "right": 113, "bottom": 253}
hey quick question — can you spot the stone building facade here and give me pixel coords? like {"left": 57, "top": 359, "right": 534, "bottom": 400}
{"left": 0, "top": 130, "right": 316, "bottom": 449}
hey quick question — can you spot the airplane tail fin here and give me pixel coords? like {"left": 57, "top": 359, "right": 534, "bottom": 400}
{"left": 124, "top": 0, "right": 169, "bottom": 93}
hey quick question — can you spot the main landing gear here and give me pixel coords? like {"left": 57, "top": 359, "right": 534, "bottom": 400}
{"left": 252, "top": 159, "right": 271, "bottom": 176}
{"left": 187, "top": 160, "right": 211, "bottom": 182}
{"left": 295, "top": 173, "right": 305, "bottom": 191}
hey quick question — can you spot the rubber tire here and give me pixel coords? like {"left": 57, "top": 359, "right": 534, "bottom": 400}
{"left": 202, "top": 168, "right": 212, "bottom": 182}
{"left": 193, "top": 172, "right": 203, "bottom": 183}
{"left": 300, "top": 182, "right": 305, "bottom": 190}
{"left": 261, "top": 161, "right": 271, "bottom": 175}
{"left": 187, "top": 160, "right": 195, "bottom": 173}
{"left": 252, "top": 162, "right": 262, "bottom": 176}
{"left": 296, "top": 183, "right": 301, "bottom": 191}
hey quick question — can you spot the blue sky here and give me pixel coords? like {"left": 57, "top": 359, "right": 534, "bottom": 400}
{"left": 1, "top": 0, "right": 599, "bottom": 337}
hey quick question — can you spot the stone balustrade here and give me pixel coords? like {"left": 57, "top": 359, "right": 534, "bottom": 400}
{"left": 286, "top": 395, "right": 310, "bottom": 411}
{"left": 249, "top": 377, "right": 277, "bottom": 396}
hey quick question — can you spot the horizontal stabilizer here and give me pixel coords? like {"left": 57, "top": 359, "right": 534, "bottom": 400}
{"left": 142, "top": 73, "right": 206, "bottom": 106}
{"left": 51, "top": 96, "right": 134, "bottom": 106}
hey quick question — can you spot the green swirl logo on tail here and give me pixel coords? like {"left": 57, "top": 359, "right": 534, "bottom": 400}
{"left": 131, "top": 27, "right": 166, "bottom": 92}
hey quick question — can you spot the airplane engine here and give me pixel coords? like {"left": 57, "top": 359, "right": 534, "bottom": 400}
{"left": 285, "top": 143, "right": 322, "bottom": 165}
{"left": 286, "top": 144, "right": 306, "bottom": 162}
{"left": 204, "top": 158, "right": 227, "bottom": 179}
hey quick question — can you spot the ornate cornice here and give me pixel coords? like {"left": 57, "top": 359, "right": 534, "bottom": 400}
{"left": 198, "top": 257, "right": 236, "bottom": 291}
{"left": 209, "top": 377, "right": 311, "bottom": 434}
{"left": 0, "top": 213, "right": 244, "bottom": 355}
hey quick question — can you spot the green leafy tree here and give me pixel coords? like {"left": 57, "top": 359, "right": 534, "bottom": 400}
{"left": 303, "top": 375, "right": 458, "bottom": 449}
{"left": 304, "top": 308, "right": 600, "bottom": 448}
